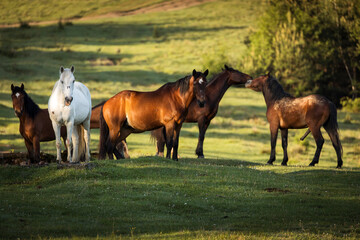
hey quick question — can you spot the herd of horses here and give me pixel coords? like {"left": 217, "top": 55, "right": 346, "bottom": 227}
{"left": 10, "top": 65, "right": 343, "bottom": 168}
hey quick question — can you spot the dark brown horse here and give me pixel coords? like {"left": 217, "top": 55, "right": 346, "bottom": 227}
{"left": 11, "top": 84, "right": 67, "bottom": 162}
{"left": 245, "top": 73, "right": 343, "bottom": 168}
{"left": 151, "top": 65, "right": 252, "bottom": 158}
{"left": 99, "top": 69, "right": 208, "bottom": 161}
{"left": 90, "top": 101, "right": 129, "bottom": 159}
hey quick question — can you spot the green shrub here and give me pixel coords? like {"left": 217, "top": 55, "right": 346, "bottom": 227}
{"left": 341, "top": 97, "right": 360, "bottom": 113}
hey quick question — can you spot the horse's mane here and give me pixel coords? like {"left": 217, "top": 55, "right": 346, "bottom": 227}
{"left": 265, "top": 75, "right": 293, "bottom": 101}
{"left": 13, "top": 86, "right": 41, "bottom": 119}
{"left": 165, "top": 75, "right": 192, "bottom": 95}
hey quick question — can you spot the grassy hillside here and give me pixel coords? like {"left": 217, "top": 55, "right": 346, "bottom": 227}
{"left": 0, "top": 0, "right": 359, "bottom": 239}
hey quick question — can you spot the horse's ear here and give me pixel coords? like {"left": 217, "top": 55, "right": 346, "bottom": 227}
{"left": 60, "top": 66, "right": 64, "bottom": 74}
{"left": 224, "top": 65, "right": 229, "bottom": 70}
{"left": 71, "top": 65, "right": 75, "bottom": 73}
{"left": 192, "top": 69, "right": 196, "bottom": 76}
{"left": 21, "top": 83, "right": 24, "bottom": 90}
{"left": 204, "top": 69, "right": 209, "bottom": 77}
{"left": 267, "top": 72, "right": 271, "bottom": 77}
{"left": 11, "top": 84, "right": 14, "bottom": 92}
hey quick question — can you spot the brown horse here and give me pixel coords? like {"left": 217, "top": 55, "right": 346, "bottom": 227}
{"left": 151, "top": 65, "right": 252, "bottom": 158}
{"left": 90, "top": 101, "right": 129, "bottom": 159}
{"left": 99, "top": 69, "right": 208, "bottom": 161}
{"left": 11, "top": 84, "right": 67, "bottom": 162}
{"left": 245, "top": 73, "right": 343, "bottom": 168}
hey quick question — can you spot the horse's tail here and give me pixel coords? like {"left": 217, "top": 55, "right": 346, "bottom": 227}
{"left": 77, "top": 125, "right": 86, "bottom": 162}
{"left": 323, "top": 102, "right": 343, "bottom": 166}
{"left": 99, "top": 106, "right": 110, "bottom": 160}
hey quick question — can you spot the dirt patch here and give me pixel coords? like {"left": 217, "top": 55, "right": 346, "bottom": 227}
{"left": 0, "top": 0, "right": 215, "bottom": 28}
{"left": 0, "top": 151, "right": 99, "bottom": 166}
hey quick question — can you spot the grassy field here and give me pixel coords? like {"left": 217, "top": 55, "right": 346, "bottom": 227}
{"left": 0, "top": 0, "right": 360, "bottom": 239}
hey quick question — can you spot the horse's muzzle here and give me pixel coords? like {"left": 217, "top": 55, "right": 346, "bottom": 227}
{"left": 65, "top": 97, "right": 73, "bottom": 106}
{"left": 15, "top": 110, "right": 23, "bottom": 117}
{"left": 245, "top": 80, "right": 252, "bottom": 88}
{"left": 197, "top": 100, "right": 205, "bottom": 108}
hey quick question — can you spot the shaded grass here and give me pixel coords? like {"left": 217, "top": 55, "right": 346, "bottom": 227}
{"left": 0, "top": 159, "right": 359, "bottom": 239}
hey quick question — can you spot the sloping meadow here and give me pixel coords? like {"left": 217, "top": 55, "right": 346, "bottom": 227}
{"left": 0, "top": 0, "right": 359, "bottom": 239}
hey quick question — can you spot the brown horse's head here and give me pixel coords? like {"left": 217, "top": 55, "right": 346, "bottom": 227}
{"left": 245, "top": 72, "right": 270, "bottom": 92}
{"left": 192, "top": 69, "right": 208, "bottom": 107}
{"left": 11, "top": 83, "right": 25, "bottom": 117}
{"left": 224, "top": 65, "right": 252, "bottom": 84}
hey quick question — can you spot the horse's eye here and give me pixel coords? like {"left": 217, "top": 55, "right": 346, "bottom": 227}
{"left": 73, "top": 80, "right": 75, "bottom": 83}
{"left": 61, "top": 81, "right": 63, "bottom": 84}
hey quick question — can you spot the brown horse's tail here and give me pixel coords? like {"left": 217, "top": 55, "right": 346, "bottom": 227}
{"left": 99, "top": 106, "right": 110, "bottom": 160}
{"left": 323, "top": 102, "right": 343, "bottom": 166}
{"left": 77, "top": 125, "right": 86, "bottom": 162}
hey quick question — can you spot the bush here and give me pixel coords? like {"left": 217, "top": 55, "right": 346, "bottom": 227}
{"left": 341, "top": 97, "right": 360, "bottom": 113}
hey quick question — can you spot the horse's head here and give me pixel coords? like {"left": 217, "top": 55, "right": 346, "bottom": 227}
{"left": 245, "top": 72, "right": 270, "bottom": 92}
{"left": 59, "top": 66, "right": 76, "bottom": 106}
{"left": 11, "top": 83, "right": 25, "bottom": 117}
{"left": 192, "top": 69, "right": 208, "bottom": 108}
{"left": 224, "top": 65, "right": 252, "bottom": 84}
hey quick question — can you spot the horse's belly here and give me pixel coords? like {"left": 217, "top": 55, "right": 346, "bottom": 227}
{"left": 280, "top": 118, "right": 307, "bottom": 129}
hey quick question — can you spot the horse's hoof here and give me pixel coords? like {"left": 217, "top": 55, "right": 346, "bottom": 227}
{"left": 197, "top": 155, "right": 204, "bottom": 159}
{"left": 267, "top": 161, "right": 274, "bottom": 165}
{"left": 281, "top": 162, "right": 287, "bottom": 166}
{"left": 309, "top": 162, "right": 316, "bottom": 167}
{"left": 336, "top": 165, "right": 342, "bottom": 169}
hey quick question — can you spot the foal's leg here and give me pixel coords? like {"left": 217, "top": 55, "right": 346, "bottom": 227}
{"left": 24, "top": 139, "right": 34, "bottom": 164}
{"left": 33, "top": 136, "right": 40, "bottom": 162}
{"left": 268, "top": 125, "right": 278, "bottom": 165}
{"left": 52, "top": 122, "right": 62, "bottom": 163}
{"left": 195, "top": 119, "right": 210, "bottom": 159}
{"left": 309, "top": 127, "right": 324, "bottom": 166}
{"left": 280, "top": 129, "right": 288, "bottom": 166}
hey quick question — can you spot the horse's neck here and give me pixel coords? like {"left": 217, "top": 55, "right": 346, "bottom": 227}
{"left": 207, "top": 72, "right": 230, "bottom": 105}
{"left": 262, "top": 86, "right": 281, "bottom": 108}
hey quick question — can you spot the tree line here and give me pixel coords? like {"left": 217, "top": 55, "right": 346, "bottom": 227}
{"left": 238, "top": 0, "right": 360, "bottom": 107}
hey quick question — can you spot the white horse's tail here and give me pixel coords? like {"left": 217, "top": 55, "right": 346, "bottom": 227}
{"left": 76, "top": 125, "right": 86, "bottom": 162}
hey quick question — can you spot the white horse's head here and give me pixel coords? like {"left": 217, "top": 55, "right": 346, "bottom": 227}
{"left": 59, "top": 66, "right": 76, "bottom": 106}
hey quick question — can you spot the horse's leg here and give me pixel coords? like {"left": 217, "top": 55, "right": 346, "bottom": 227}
{"left": 83, "top": 119, "right": 91, "bottom": 162}
{"left": 71, "top": 125, "right": 79, "bottom": 163}
{"left": 122, "top": 140, "right": 130, "bottom": 159}
{"left": 172, "top": 123, "right": 182, "bottom": 161}
{"left": 195, "top": 119, "right": 209, "bottom": 159}
{"left": 24, "top": 139, "right": 34, "bottom": 164}
{"left": 268, "top": 125, "right": 278, "bottom": 165}
{"left": 65, "top": 122, "right": 74, "bottom": 163}
{"left": 164, "top": 123, "right": 175, "bottom": 159}
{"left": 51, "top": 121, "right": 62, "bottom": 163}
{"left": 280, "top": 129, "right": 288, "bottom": 166}
{"left": 308, "top": 127, "right": 324, "bottom": 166}
{"left": 32, "top": 136, "right": 40, "bottom": 163}
{"left": 156, "top": 128, "right": 166, "bottom": 157}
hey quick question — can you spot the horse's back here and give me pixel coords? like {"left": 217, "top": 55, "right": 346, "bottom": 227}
{"left": 273, "top": 94, "right": 331, "bottom": 129}
{"left": 73, "top": 82, "right": 92, "bottom": 124}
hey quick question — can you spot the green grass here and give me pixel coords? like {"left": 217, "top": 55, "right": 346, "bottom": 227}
{"left": 0, "top": 0, "right": 360, "bottom": 239}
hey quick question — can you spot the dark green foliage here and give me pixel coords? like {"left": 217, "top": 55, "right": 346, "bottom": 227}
{"left": 240, "top": 0, "right": 360, "bottom": 105}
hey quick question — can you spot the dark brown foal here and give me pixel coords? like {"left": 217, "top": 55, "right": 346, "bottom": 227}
{"left": 11, "top": 84, "right": 66, "bottom": 163}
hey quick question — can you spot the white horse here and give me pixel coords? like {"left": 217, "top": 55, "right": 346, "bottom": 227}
{"left": 48, "top": 66, "right": 92, "bottom": 163}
